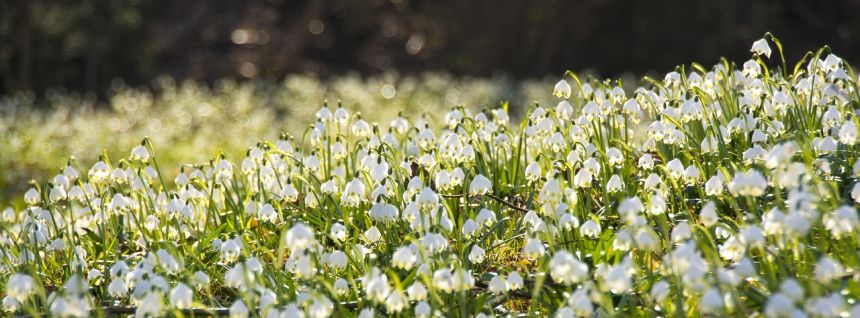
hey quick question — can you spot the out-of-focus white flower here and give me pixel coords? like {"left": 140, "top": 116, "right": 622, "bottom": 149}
{"left": 580, "top": 219, "right": 602, "bottom": 238}
{"left": 468, "top": 245, "right": 486, "bottom": 263}
{"left": 170, "top": 283, "right": 193, "bottom": 309}
{"left": 229, "top": 300, "right": 249, "bottom": 318}
{"left": 549, "top": 251, "right": 588, "bottom": 285}
{"left": 522, "top": 238, "right": 546, "bottom": 259}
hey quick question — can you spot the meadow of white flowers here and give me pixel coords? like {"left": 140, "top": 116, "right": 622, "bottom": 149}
{"left": 3, "top": 35, "right": 860, "bottom": 317}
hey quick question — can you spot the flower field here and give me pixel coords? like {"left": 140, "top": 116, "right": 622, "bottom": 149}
{"left": 4, "top": 36, "right": 860, "bottom": 317}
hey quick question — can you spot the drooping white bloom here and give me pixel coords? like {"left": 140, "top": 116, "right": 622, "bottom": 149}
{"left": 522, "top": 238, "right": 546, "bottom": 259}
{"left": 170, "top": 283, "right": 193, "bottom": 309}
{"left": 554, "top": 79, "right": 572, "bottom": 99}
{"left": 469, "top": 174, "right": 492, "bottom": 195}
{"left": 549, "top": 251, "right": 588, "bottom": 285}
{"left": 750, "top": 38, "right": 772, "bottom": 58}
{"left": 580, "top": 219, "right": 602, "bottom": 238}
{"left": 468, "top": 245, "right": 486, "bottom": 263}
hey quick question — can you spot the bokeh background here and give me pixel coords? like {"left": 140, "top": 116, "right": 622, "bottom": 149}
{"left": 1, "top": 0, "right": 858, "bottom": 94}
{"left": 0, "top": 0, "right": 859, "bottom": 203}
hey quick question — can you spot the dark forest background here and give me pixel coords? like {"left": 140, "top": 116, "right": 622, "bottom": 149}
{"left": 1, "top": 0, "right": 858, "bottom": 95}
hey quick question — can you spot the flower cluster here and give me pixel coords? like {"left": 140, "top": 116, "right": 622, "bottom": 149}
{"left": 3, "top": 36, "right": 860, "bottom": 317}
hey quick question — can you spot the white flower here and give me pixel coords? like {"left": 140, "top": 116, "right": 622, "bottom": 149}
{"left": 606, "top": 175, "right": 624, "bottom": 193}
{"left": 407, "top": 282, "right": 428, "bottom": 301}
{"left": 650, "top": 280, "right": 670, "bottom": 302}
{"left": 750, "top": 38, "right": 772, "bottom": 58}
{"left": 699, "top": 287, "right": 725, "bottom": 314}
{"left": 330, "top": 223, "right": 347, "bottom": 242}
{"left": 134, "top": 292, "right": 164, "bottom": 317}
{"left": 170, "top": 283, "right": 193, "bottom": 309}
{"left": 488, "top": 275, "right": 507, "bottom": 294}
{"left": 392, "top": 246, "right": 416, "bottom": 269}
{"left": 469, "top": 174, "right": 492, "bottom": 195}
{"left": 2, "top": 295, "right": 19, "bottom": 312}
{"left": 6, "top": 274, "right": 35, "bottom": 302}
{"left": 468, "top": 245, "right": 486, "bottom": 263}
{"left": 328, "top": 250, "right": 348, "bottom": 269}
{"left": 285, "top": 223, "right": 315, "bottom": 251}
{"left": 507, "top": 271, "right": 524, "bottom": 290}
{"left": 580, "top": 219, "right": 602, "bottom": 238}
{"left": 131, "top": 145, "right": 150, "bottom": 162}
{"left": 549, "top": 251, "right": 588, "bottom": 285}
{"left": 554, "top": 79, "right": 572, "bottom": 99}
{"left": 220, "top": 238, "right": 242, "bottom": 263}
{"left": 191, "top": 271, "right": 210, "bottom": 290}
{"left": 108, "top": 279, "right": 128, "bottom": 298}
{"left": 364, "top": 226, "right": 382, "bottom": 243}
{"left": 824, "top": 206, "right": 858, "bottom": 238}
{"left": 415, "top": 301, "right": 431, "bottom": 318}
{"left": 522, "top": 238, "right": 546, "bottom": 259}
{"left": 573, "top": 169, "right": 592, "bottom": 188}
{"left": 385, "top": 291, "right": 407, "bottom": 313}
{"left": 334, "top": 278, "right": 350, "bottom": 295}
{"left": 525, "top": 162, "right": 542, "bottom": 183}
{"left": 24, "top": 188, "right": 40, "bottom": 206}
{"left": 815, "top": 256, "right": 844, "bottom": 283}
{"left": 229, "top": 300, "right": 249, "bottom": 318}
{"left": 840, "top": 120, "right": 858, "bottom": 145}
{"left": 728, "top": 170, "right": 768, "bottom": 197}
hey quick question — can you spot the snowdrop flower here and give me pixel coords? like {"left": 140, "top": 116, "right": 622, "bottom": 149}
{"left": 415, "top": 301, "right": 431, "bottom": 318}
{"left": 824, "top": 206, "right": 858, "bottom": 238}
{"left": 6, "top": 273, "right": 35, "bottom": 302}
{"left": 24, "top": 188, "right": 40, "bottom": 206}
{"left": 554, "top": 79, "right": 572, "bottom": 99}
{"left": 815, "top": 256, "right": 844, "bottom": 283}
{"left": 230, "top": 300, "right": 249, "bottom": 318}
{"left": 522, "top": 238, "right": 546, "bottom": 259}
{"left": 170, "top": 283, "right": 193, "bottom": 309}
{"left": 392, "top": 246, "right": 416, "bottom": 269}
{"left": 191, "top": 271, "right": 210, "bottom": 290}
{"left": 130, "top": 144, "right": 150, "bottom": 162}
{"left": 285, "top": 223, "right": 315, "bottom": 251}
{"left": 728, "top": 170, "right": 768, "bottom": 197}
{"left": 550, "top": 251, "right": 588, "bottom": 285}
{"left": 650, "top": 280, "right": 670, "bottom": 302}
{"left": 364, "top": 226, "right": 382, "bottom": 243}
{"left": 750, "top": 38, "right": 772, "bottom": 58}
{"left": 525, "top": 162, "right": 541, "bottom": 183}
{"left": 780, "top": 279, "right": 804, "bottom": 301}
{"left": 220, "top": 238, "right": 241, "bottom": 263}
{"left": 699, "top": 287, "right": 725, "bottom": 314}
{"left": 507, "top": 271, "right": 524, "bottom": 290}
{"left": 488, "top": 275, "right": 507, "bottom": 294}
{"left": 580, "top": 219, "right": 602, "bottom": 238}
{"left": 330, "top": 222, "right": 347, "bottom": 242}
{"left": 704, "top": 175, "right": 724, "bottom": 196}
{"left": 469, "top": 174, "right": 492, "bottom": 195}
{"left": 468, "top": 245, "right": 486, "bottom": 263}
{"left": 407, "top": 282, "right": 428, "bottom": 301}
{"left": 108, "top": 278, "right": 128, "bottom": 298}
{"left": 573, "top": 169, "right": 593, "bottom": 188}
{"left": 606, "top": 175, "right": 624, "bottom": 193}
{"left": 2, "top": 296, "right": 19, "bottom": 312}
{"left": 840, "top": 120, "right": 858, "bottom": 145}
{"left": 700, "top": 201, "right": 719, "bottom": 227}
{"left": 334, "top": 278, "right": 350, "bottom": 295}
{"left": 665, "top": 159, "right": 685, "bottom": 180}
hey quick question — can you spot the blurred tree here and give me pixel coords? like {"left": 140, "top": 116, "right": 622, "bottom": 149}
{"left": 0, "top": 0, "right": 857, "bottom": 96}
